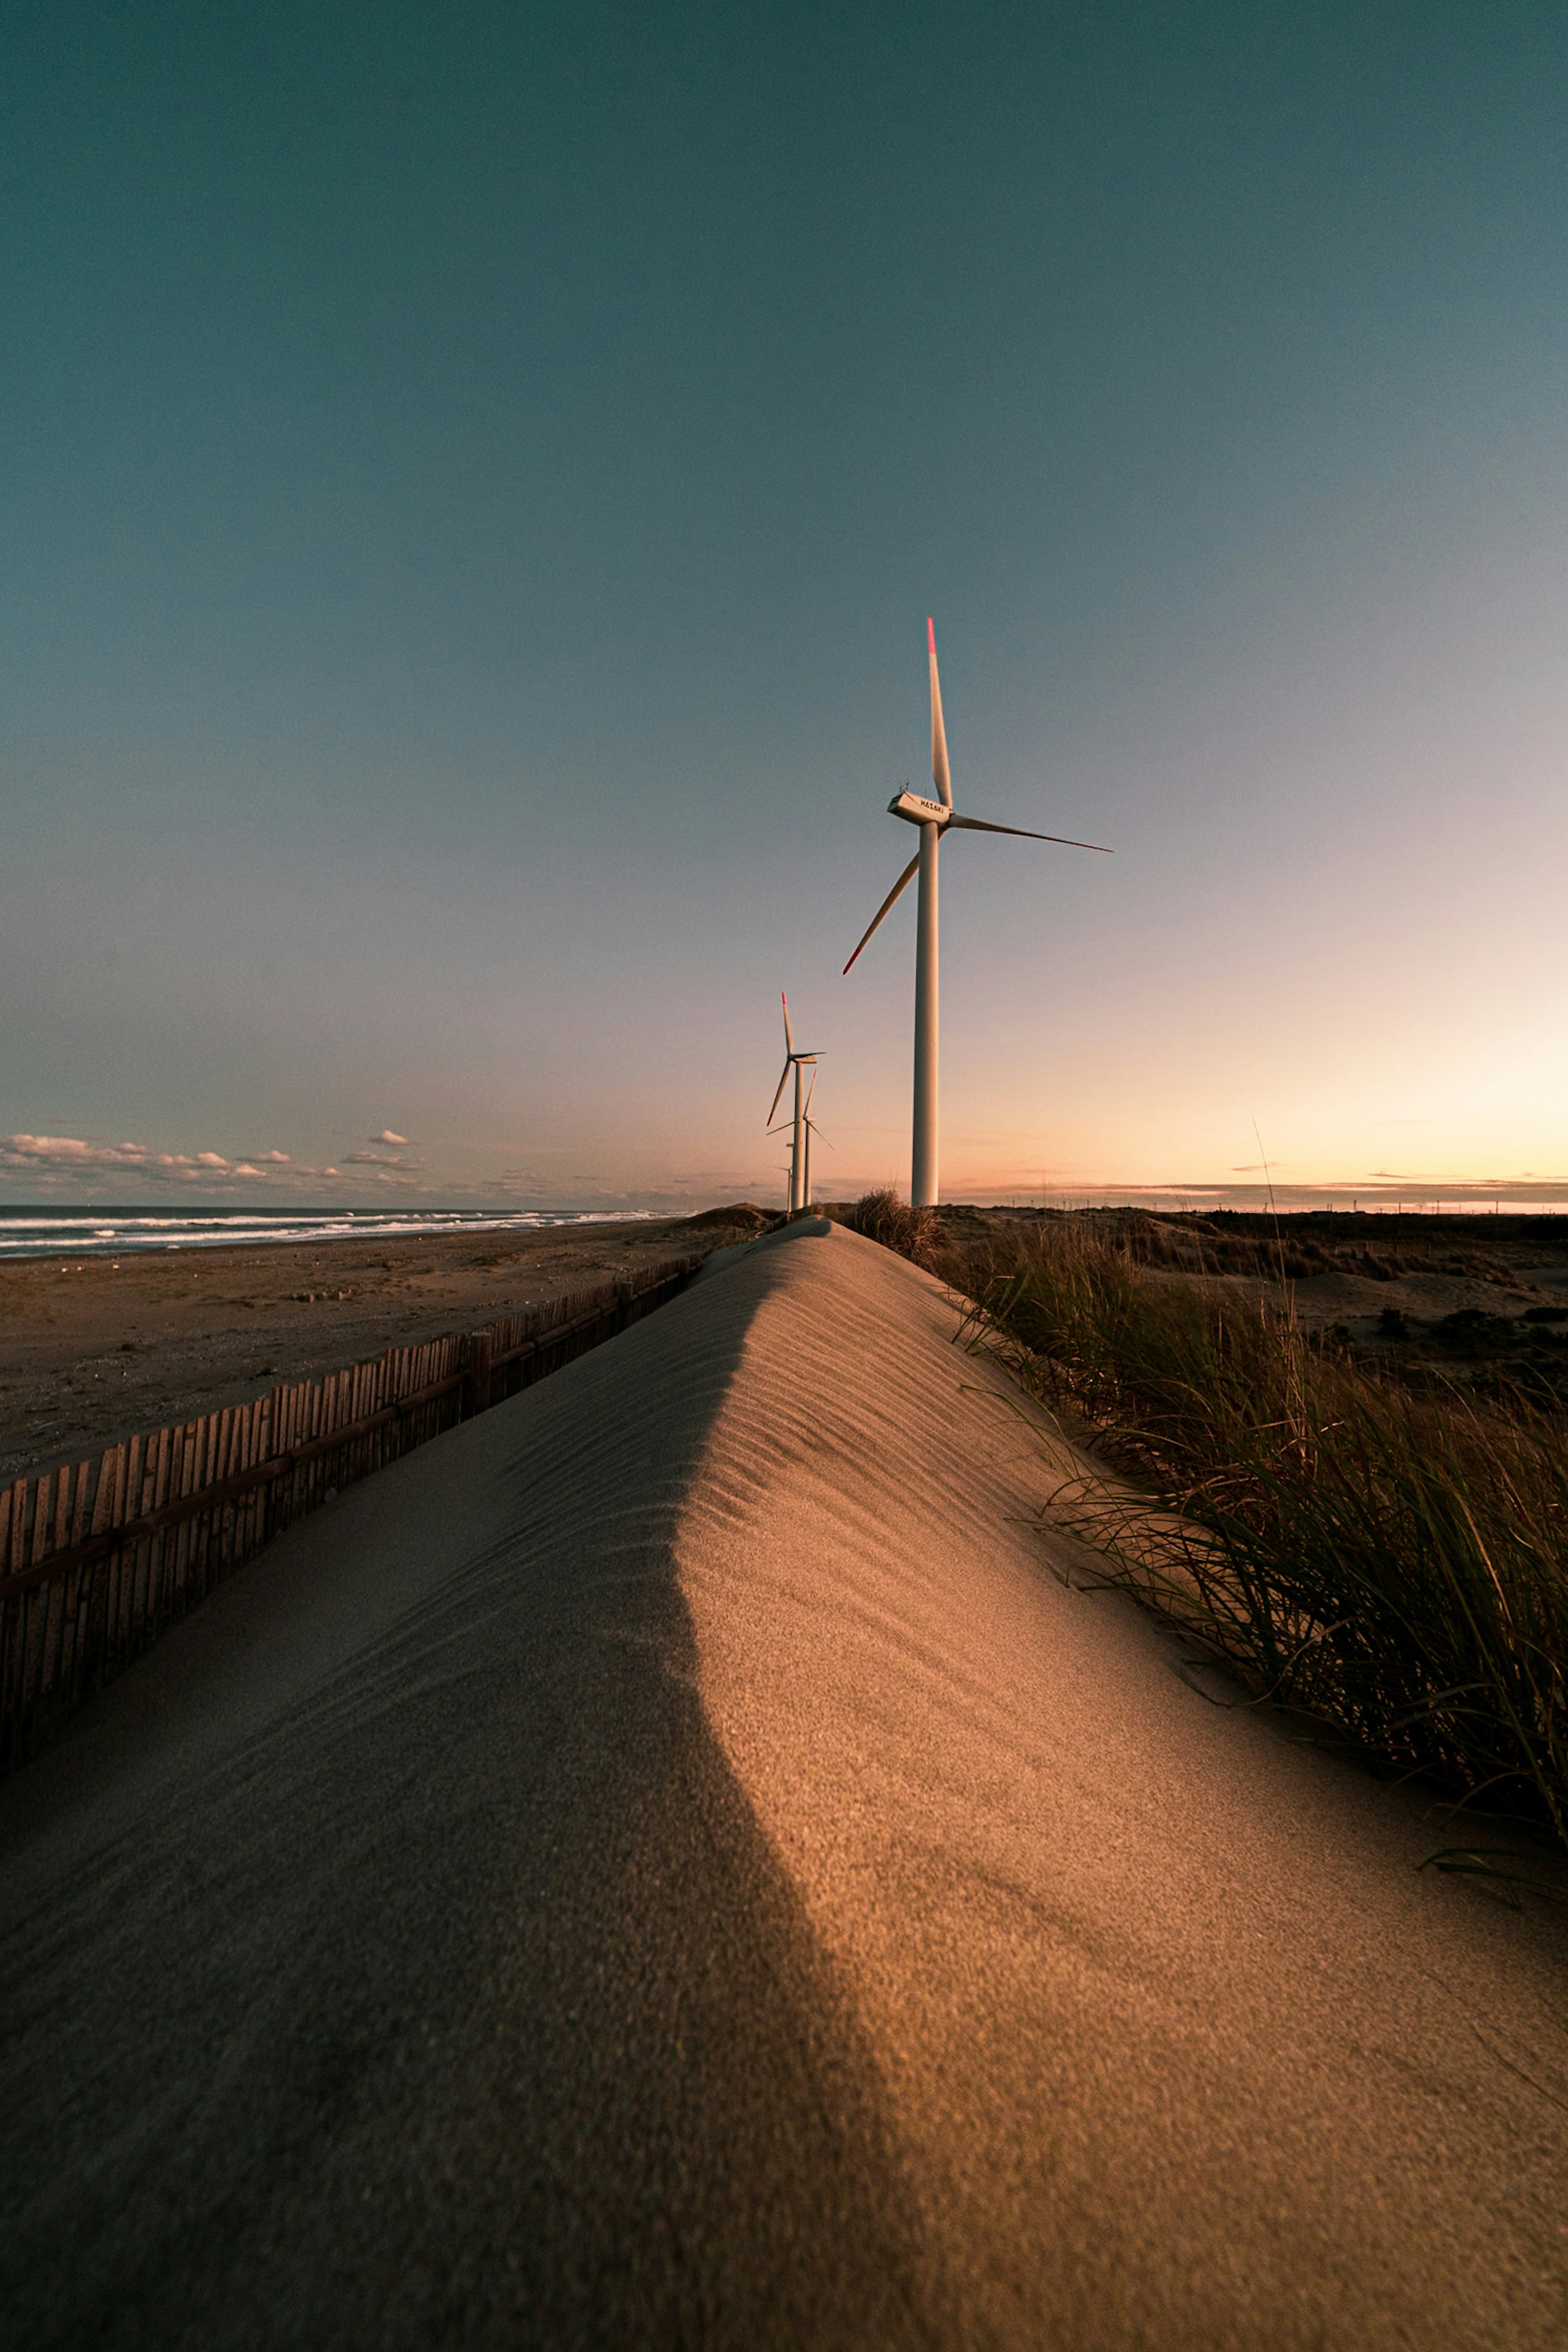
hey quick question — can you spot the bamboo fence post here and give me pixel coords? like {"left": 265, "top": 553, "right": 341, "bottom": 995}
{"left": 466, "top": 1331, "right": 492, "bottom": 1418}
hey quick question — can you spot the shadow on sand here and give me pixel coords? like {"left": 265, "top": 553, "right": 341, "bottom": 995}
{"left": 0, "top": 1226, "right": 932, "bottom": 2349}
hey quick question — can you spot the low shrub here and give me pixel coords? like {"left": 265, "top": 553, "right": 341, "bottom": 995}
{"left": 1434, "top": 1308, "right": 1514, "bottom": 1355}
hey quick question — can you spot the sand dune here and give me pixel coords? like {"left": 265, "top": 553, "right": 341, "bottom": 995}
{"left": 1, "top": 1219, "right": 1565, "bottom": 2349}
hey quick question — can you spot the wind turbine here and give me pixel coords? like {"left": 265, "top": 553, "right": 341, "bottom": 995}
{"left": 843, "top": 618, "right": 1112, "bottom": 1207}
{"left": 765, "top": 994, "right": 821, "bottom": 1214}
{"left": 770, "top": 1065, "right": 831, "bottom": 1210}
{"left": 801, "top": 1075, "right": 832, "bottom": 1211}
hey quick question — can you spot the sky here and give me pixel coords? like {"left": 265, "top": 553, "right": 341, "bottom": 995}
{"left": 4, "top": 0, "right": 1568, "bottom": 1210}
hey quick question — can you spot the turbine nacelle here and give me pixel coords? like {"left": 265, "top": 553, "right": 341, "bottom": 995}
{"left": 889, "top": 789, "right": 950, "bottom": 828}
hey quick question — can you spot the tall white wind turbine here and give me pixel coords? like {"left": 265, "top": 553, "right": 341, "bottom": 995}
{"left": 843, "top": 618, "right": 1112, "bottom": 1207}
{"left": 765, "top": 993, "right": 821, "bottom": 1214}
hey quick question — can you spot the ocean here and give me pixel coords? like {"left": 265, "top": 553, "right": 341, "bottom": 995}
{"left": 0, "top": 1206, "right": 668, "bottom": 1262}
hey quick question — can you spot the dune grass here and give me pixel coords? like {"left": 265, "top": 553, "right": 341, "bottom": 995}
{"left": 837, "top": 1187, "right": 945, "bottom": 1263}
{"left": 944, "top": 1216, "right": 1568, "bottom": 1870}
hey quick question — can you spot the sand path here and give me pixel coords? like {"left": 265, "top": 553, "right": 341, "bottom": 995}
{"left": 1, "top": 1219, "right": 1565, "bottom": 2348}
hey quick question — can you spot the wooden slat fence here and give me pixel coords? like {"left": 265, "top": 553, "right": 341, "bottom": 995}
{"left": 0, "top": 1250, "right": 703, "bottom": 1772}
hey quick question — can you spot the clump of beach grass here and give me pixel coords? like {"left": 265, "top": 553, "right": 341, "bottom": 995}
{"left": 949, "top": 1218, "right": 1568, "bottom": 1866}
{"left": 842, "top": 1188, "right": 945, "bottom": 1268}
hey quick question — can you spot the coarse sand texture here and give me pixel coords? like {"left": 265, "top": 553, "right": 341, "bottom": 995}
{"left": 1, "top": 1217, "right": 1566, "bottom": 2348}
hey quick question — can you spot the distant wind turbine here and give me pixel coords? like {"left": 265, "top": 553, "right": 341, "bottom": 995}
{"left": 843, "top": 618, "right": 1112, "bottom": 1207}
{"left": 766, "top": 994, "right": 821, "bottom": 1214}
{"left": 801, "top": 1076, "right": 832, "bottom": 1210}
{"left": 769, "top": 1065, "right": 832, "bottom": 1210}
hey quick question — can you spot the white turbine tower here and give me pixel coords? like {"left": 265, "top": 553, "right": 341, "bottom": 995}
{"left": 844, "top": 618, "right": 1111, "bottom": 1207}
{"left": 765, "top": 994, "right": 821, "bottom": 1214}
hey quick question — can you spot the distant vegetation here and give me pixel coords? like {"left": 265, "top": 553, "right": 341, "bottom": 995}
{"left": 849, "top": 1195, "right": 1568, "bottom": 1875}
{"left": 1088, "top": 1207, "right": 1568, "bottom": 1411}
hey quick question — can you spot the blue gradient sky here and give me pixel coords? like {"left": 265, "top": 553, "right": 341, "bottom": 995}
{"left": 4, "top": 2, "right": 1567, "bottom": 1207}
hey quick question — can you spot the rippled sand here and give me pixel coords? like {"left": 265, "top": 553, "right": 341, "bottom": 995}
{"left": 2, "top": 1218, "right": 1564, "bottom": 2348}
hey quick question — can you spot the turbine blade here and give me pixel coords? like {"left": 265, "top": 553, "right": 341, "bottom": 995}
{"left": 842, "top": 852, "right": 921, "bottom": 974}
{"left": 766, "top": 1059, "right": 792, "bottom": 1126}
{"left": 947, "top": 813, "right": 1113, "bottom": 852}
{"left": 928, "top": 617, "right": 953, "bottom": 808}
{"left": 803, "top": 1066, "right": 817, "bottom": 1117}
{"left": 781, "top": 991, "right": 794, "bottom": 1054}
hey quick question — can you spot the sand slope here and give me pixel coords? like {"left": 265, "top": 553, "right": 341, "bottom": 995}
{"left": 1, "top": 1219, "right": 1566, "bottom": 2349}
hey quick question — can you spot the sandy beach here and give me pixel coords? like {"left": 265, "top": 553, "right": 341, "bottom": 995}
{"left": 2, "top": 1216, "right": 1565, "bottom": 2348}
{"left": 0, "top": 1206, "right": 768, "bottom": 1489}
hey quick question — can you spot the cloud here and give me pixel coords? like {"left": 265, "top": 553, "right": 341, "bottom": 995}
{"left": 1, "top": 1135, "right": 173, "bottom": 1172}
{"left": 373, "top": 1130, "right": 410, "bottom": 1146}
{"left": 4, "top": 1135, "right": 132, "bottom": 1164}
{"left": 343, "top": 1150, "right": 425, "bottom": 1170}
{"left": 0, "top": 1134, "right": 349, "bottom": 1189}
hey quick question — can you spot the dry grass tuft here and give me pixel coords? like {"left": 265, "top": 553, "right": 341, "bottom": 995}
{"left": 943, "top": 1217, "right": 1568, "bottom": 1869}
{"left": 840, "top": 1189, "right": 946, "bottom": 1268}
